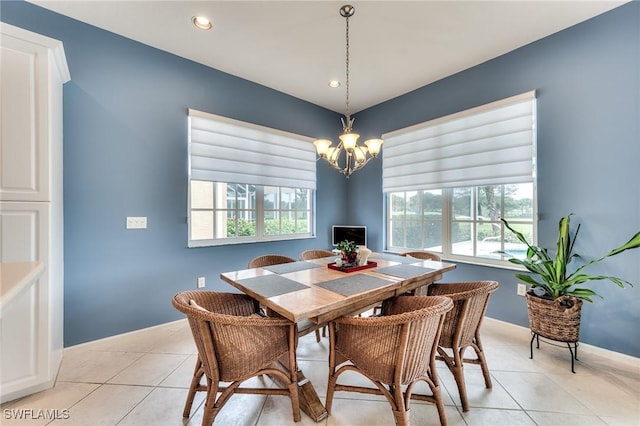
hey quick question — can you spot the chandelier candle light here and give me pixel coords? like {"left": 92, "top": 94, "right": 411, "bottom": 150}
{"left": 313, "top": 5, "right": 383, "bottom": 178}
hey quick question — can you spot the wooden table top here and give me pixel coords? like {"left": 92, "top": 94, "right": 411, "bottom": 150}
{"left": 220, "top": 253, "right": 456, "bottom": 324}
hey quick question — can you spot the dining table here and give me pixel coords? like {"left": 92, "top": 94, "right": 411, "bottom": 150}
{"left": 220, "top": 252, "right": 456, "bottom": 422}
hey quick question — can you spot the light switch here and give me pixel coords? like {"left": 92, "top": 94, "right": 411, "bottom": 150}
{"left": 126, "top": 216, "right": 147, "bottom": 229}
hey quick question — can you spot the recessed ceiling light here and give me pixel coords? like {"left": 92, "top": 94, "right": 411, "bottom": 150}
{"left": 328, "top": 80, "right": 341, "bottom": 88}
{"left": 192, "top": 16, "right": 212, "bottom": 30}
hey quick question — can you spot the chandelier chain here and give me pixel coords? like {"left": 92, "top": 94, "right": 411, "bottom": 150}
{"left": 344, "top": 13, "right": 351, "bottom": 128}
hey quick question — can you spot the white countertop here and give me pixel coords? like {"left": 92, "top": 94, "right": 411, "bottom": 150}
{"left": 1, "top": 261, "right": 45, "bottom": 308}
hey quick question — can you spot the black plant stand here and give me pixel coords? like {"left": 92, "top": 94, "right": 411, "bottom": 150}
{"left": 530, "top": 332, "right": 579, "bottom": 373}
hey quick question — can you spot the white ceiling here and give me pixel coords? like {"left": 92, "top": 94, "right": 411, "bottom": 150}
{"left": 28, "top": 1, "right": 625, "bottom": 113}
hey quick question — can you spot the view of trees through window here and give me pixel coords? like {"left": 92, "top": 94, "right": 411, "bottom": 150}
{"left": 388, "top": 183, "right": 534, "bottom": 262}
{"left": 190, "top": 180, "right": 312, "bottom": 244}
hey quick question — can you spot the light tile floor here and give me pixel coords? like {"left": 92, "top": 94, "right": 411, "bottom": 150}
{"left": 2, "top": 318, "right": 639, "bottom": 425}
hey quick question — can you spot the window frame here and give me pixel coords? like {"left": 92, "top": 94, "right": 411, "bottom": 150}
{"left": 386, "top": 183, "right": 537, "bottom": 268}
{"left": 189, "top": 181, "right": 314, "bottom": 247}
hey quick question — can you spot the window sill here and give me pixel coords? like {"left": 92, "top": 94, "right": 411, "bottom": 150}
{"left": 383, "top": 250, "right": 526, "bottom": 272}
{"left": 440, "top": 254, "right": 526, "bottom": 271}
{"left": 188, "top": 234, "right": 315, "bottom": 248}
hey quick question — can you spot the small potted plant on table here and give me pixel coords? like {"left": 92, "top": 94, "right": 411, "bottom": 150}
{"left": 336, "top": 240, "right": 359, "bottom": 266}
{"left": 501, "top": 214, "right": 640, "bottom": 372}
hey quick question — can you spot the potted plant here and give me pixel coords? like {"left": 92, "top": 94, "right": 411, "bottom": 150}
{"left": 336, "top": 240, "right": 359, "bottom": 266}
{"left": 501, "top": 214, "right": 640, "bottom": 345}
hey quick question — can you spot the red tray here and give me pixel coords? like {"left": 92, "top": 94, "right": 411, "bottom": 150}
{"left": 328, "top": 261, "right": 377, "bottom": 273}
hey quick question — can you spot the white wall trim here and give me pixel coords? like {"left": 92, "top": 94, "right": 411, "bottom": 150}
{"left": 66, "top": 316, "right": 640, "bottom": 368}
{"left": 484, "top": 317, "right": 640, "bottom": 368}
{"left": 63, "top": 319, "right": 187, "bottom": 353}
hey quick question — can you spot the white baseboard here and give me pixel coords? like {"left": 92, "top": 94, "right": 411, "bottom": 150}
{"left": 64, "top": 319, "right": 187, "bottom": 352}
{"left": 67, "top": 316, "right": 640, "bottom": 369}
{"left": 484, "top": 317, "right": 640, "bottom": 368}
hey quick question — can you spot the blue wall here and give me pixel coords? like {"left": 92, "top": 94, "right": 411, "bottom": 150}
{"left": 3, "top": 1, "right": 639, "bottom": 356}
{"left": 354, "top": 2, "right": 640, "bottom": 357}
{"left": 2, "top": 1, "right": 345, "bottom": 345}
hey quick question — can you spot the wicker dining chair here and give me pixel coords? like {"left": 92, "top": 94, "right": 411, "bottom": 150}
{"left": 426, "top": 281, "right": 499, "bottom": 412}
{"left": 299, "top": 249, "right": 335, "bottom": 261}
{"left": 403, "top": 251, "right": 442, "bottom": 297}
{"left": 401, "top": 250, "right": 441, "bottom": 261}
{"left": 247, "top": 254, "right": 297, "bottom": 268}
{"left": 370, "top": 250, "right": 443, "bottom": 315}
{"left": 172, "top": 291, "right": 301, "bottom": 425}
{"left": 247, "top": 254, "right": 325, "bottom": 342}
{"left": 326, "top": 295, "right": 454, "bottom": 426}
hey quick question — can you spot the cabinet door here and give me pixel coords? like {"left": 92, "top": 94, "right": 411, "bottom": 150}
{"left": 0, "top": 202, "right": 51, "bottom": 403}
{"left": 0, "top": 38, "right": 50, "bottom": 201}
{"left": 0, "top": 274, "right": 44, "bottom": 401}
{"left": 0, "top": 24, "right": 69, "bottom": 203}
{"left": 0, "top": 202, "right": 49, "bottom": 262}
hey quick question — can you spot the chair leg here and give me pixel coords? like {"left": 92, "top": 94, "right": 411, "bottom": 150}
{"left": 391, "top": 383, "right": 410, "bottom": 426}
{"left": 326, "top": 323, "right": 336, "bottom": 413}
{"left": 325, "top": 369, "right": 338, "bottom": 413}
{"left": 409, "top": 368, "right": 448, "bottom": 426}
{"left": 315, "top": 328, "right": 321, "bottom": 342}
{"left": 474, "top": 336, "right": 492, "bottom": 389}
{"left": 392, "top": 409, "right": 410, "bottom": 426}
{"left": 201, "top": 378, "right": 219, "bottom": 426}
{"left": 432, "top": 383, "right": 448, "bottom": 426}
{"left": 287, "top": 381, "right": 302, "bottom": 422}
{"left": 451, "top": 349, "right": 470, "bottom": 412}
{"left": 427, "top": 367, "right": 448, "bottom": 426}
{"left": 183, "top": 356, "right": 204, "bottom": 418}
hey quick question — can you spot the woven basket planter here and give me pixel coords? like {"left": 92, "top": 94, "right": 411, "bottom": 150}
{"left": 526, "top": 293, "right": 583, "bottom": 343}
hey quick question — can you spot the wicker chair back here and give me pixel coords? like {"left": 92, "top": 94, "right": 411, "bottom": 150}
{"left": 326, "top": 295, "right": 453, "bottom": 425}
{"left": 426, "top": 280, "right": 499, "bottom": 412}
{"left": 299, "top": 249, "right": 335, "bottom": 260}
{"left": 401, "top": 250, "right": 441, "bottom": 261}
{"left": 172, "top": 291, "right": 300, "bottom": 424}
{"left": 247, "top": 254, "right": 296, "bottom": 268}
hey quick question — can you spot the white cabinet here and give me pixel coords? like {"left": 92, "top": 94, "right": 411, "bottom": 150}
{"left": 0, "top": 23, "right": 69, "bottom": 403}
{"left": 1, "top": 261, "right": 47, "bottom": 403}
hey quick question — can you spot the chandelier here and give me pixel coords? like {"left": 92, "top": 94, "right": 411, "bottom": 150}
{"left": 313, "top": 5, "right": 383, "bottom": 178}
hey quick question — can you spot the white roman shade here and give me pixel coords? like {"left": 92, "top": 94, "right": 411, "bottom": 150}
{"left": 382, "top": 91, "right": 536, "bottom": 193}
{"left": 189, "top": 109, "right": 317, "bottom": 189}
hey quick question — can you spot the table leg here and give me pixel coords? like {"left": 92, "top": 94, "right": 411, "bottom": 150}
{"left": 270, "top": 362, "right": 327, "bottom": 422}
{"left": 296, "top": 369, "right": 328, "bottom": 422}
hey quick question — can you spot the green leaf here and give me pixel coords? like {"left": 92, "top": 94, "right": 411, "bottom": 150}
{"left": 566, "top": 287, "right": 601, "bottom": 302}
{"left": 515, "top": 273, "right": 542, "bottom": 286}
{"left": 555, "top": 215, "right": 572, "bottom": 282}
{"left": 573, "top": 231, "right": 640, "bottom": 276}
{"left": 502, "top": 215, "right": 639, "bottom": 302}
{"left": 569, "top": 288, "right": 598, "bottom": 296}
{"left": 565, "top": 273, "right": 633, "bottom": 289}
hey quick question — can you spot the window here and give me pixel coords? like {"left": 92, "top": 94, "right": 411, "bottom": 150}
{"left": 188, "top": 109, "right": 316, "bottom": 247}
{"left": 383, "top": 92, "right": 537, "bottom": 266}
{"left": 388, "top": 189, "right": 443, "bottom": 251}
{"left": 190, "top": 182, "right": 312, "bottom": 243}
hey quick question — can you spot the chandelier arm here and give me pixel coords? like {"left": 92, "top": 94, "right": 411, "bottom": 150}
{"left": 344, "top": 150, "right": 354, "bottom": 175}
{"left": 318, "top": 156, "right": 344, "bottom": 173}
{"left": 319, "top": 143, "right": 347, "bottom": 173}
{"left": 354, "top": 156, "right": 373, "bottom": 172}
